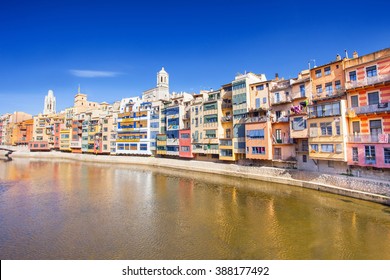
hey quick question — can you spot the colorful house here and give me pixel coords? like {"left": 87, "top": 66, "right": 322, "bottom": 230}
{"left": 344, "top": 48, "right": 390, "bottom": 176}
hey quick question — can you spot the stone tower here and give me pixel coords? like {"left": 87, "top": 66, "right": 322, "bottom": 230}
{"left": 43, "top": 90, "right": 56, "bottom": 115}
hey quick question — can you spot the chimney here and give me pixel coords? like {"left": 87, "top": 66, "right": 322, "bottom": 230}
{"left": 275, "top": 73, "right": 279, "bottom": 81}
{"left": 336, "top": 54, "right": 341, "bottom": 61}
{"left": 353, "top": 51, "right": 358, "bottom": 58}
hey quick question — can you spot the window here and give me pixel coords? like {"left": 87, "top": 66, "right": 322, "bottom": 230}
{"left": 321, "top": 144, "right": 334, "bottom": 153}
{"left": 309, "top": 123, "right": 318, "bottom": 137}
{"left": 310, "top": 144, "right": 318, "bottom": 152}
{"left": 384, "top": 148, "right": 390, "bottom": 164}
{"left": 252, "top": 147, "right": 266, "bottom": 155}
{"left": 352, "top": 121, "right": 360, "bottom": 134}
{"left": 140, "top": 144, "right": 147, "bottom": 151}
{"left": 274, "top": 148, "right": 282, "bottom": 160}
{"left": 367, "top": 92, "right": 379, "bottom": 105}
{"left": 256, "top": 85, "right": 264, "bottom": 91}
{"left": 315, "top": 69, "right": 322, "bottom": 78}
{"left": 316, "top": 85, "right": 323, "bottom": 93}
{"left": 324, "top": 66, "right": 331, "bottom": 75}
{"left": 262, "top": 97, "right": 267, "bottom": 104}
{"left": 352, "top": 147, "right": 358, "bottom": 162}
{"left": 320, "top": 122, "right": 332, "bottom": 136}
{"left": 205, "top": 130, "right": 216, "bottom": 138}
{"left": 275, "top": 111, "right": 281, "bottom": 120}
{"left": 275, "top": 129, "right": 282, "bottom": 142}
{"left": 292, "top": 117, "right": 306, "bottom": 131}
{"left": 300, "top": 85, "right": 305, "bottom": 97}
{"left": 325, "top": 82, "right": 333, "bottom": 95}
{"left": 349, "top": 71, "right": 357, "bottom": 81}
{"left": 302, "top": 155, "right": 307, "bottom": 162}
{"left": 335, "top": 144, "right": 342, "bottom": 153}
{"left": 365, "top": 145, "right": 376, "bottom": 164}
{"left": 335, "top": 120, "right": 340, "bottom": 135}
{"left": 302, "top": 139, "right": 309, "bottom": 152}
{"left": 369, "top": 120, "right": 382, "bottom": 141}
{"left": 366, "top": 66, "right": 377, "bottom": 77}
{"left": 181, "top": 133, "right": 190, "bottom": 139}
{"left": 181, "top": 146, "right": 190, "bottom": 152}
{"left": 335, "top": 80, "right": 341, "bottom": 90}
{"left": 351, "top": 95, "right": 359, "bottom": 107}
{"left": 246, "top": 129, "right": 265, "bottom": 139}
{"left": 328, "top": 160, "right": 334, "bottom": 168}
{"left": 274, "top": 92, "right": 280, "bottom": 103}
{"left": 255, "top": 98, "right": 260, "bottom": 108}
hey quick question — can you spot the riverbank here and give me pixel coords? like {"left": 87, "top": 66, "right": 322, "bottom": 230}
{"left": 6, "top": 148, "right": 390, "bottom": 206}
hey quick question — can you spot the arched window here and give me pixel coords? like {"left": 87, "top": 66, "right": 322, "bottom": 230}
{"left": 161, "top": 77, "right": 163, "bottom": 82}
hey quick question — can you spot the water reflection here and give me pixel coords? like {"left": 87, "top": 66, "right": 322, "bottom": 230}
{"left": 0, "top": 158, "right": 390, "bottom": 260}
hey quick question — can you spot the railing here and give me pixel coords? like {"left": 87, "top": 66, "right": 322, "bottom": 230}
{"left": 290, "top": 106, "right": 307, "bottom": 115}
{"left": 203, "top": 122, "right": 218, "bottom": 128}
{"left": 348, "top": 102, "right": 390, "bottom": 116}
{"left": 270, "top": 82, "right": 290, "bottom": 91}
{"left": 219, "top": 140, "right": 233, "bottom": 146}
{"left": 271, "top": 96, "right": 292, "bottom": 105}
{"left": 182, "top": 113, "right": 190, "bottom": 120}
{"left": 166, "top": 138, "right": 179, "bottom": 145}
{"left": 347, "top": 134, "right": 390, "bottom": 143}
{"left": 222, "top": 102, "right": 232, "bottom": 109}
{"left": 272, "top": 116, "right": 289, "bottom": 123}
{"left": 273, "top": 137, "right": 293, "bottom": 144}
{"left": 70, "top": 140, "right": 82, "bottom": 148}
{"left": 245, "top": 116, "right": 269, "bottom": 123}
{"left": 221, "top": 116, "right": 232, "bottom": 122}
{"left": 345, "top": 74, "right": 390, "bottom": 89}
{"left": 166, "top": 150, "right": 179, "bottom": 156}
{"left": 273, "top": 154, "right": 282, "bottom": 160}
{"left": 203, "top": 109, "right": 218, "bottom": 115}
{"left": 291, "top": 91, "right": 307, "bottom": 100}
{"left": 313, "top": 88, "right": 345, "bottom": 100}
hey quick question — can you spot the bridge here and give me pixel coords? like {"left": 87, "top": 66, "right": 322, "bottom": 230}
{"left": 0, "top": 148, "right": 15, "bottom": 161}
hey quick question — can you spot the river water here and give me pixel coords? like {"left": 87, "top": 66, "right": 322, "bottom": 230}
{"left": 1, "top": 158, "right": 390, "bottom": 259}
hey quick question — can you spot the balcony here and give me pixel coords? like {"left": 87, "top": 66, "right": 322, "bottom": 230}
{"left": 245, "top": 116, "right": 269, "bottom": 123}
{"left": 273, "top": 137, "right": 293, "bottom": 144}
{"left": 347, "top": 102, "right": 390, "bottom": 116}
{"left": 345, "top": 74, "right": 390, "bottom": 89}
{"left": 221, "top": 116, "right": 232, "bottom": 122}
{"left": 70, "top": 140, "right": 82, "bottom": 148}
{"left": 166, "top": 150, "right": 179, "bottom": 156}
{"left": 313, "top": 88, "right": 345, "bottom": 100}
{"left": 291, "top": 91, "right": 307, "bottom": 100}
{"left": 272, "top": 116, "right": 289, "bottom": 123}
{"left": 347, "top": 134, "right": 390, "bottom": 143}
{"left": 222, "top": 102, "right": 232, "bottom": 109}
{"left": 182, "top": 112, "right": 190, "bottom": 120}
{"left": 167, "top": 138, "right": 179, "bottom": 145}
{"left": 203, "top": 109, "right": 218, "bottom": 115}
{"left": 271, "top": 96, "right": 292, "bottom": 105}
{"left": 203, "top": 122, "right": 218, "bottom": 128}
{"left": 270, "top": 81, "right": 290, "bottom": 92}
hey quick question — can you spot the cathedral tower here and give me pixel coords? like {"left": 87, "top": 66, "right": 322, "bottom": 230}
{"left": 43, "top": 90, "right": 56, "bottom": 115}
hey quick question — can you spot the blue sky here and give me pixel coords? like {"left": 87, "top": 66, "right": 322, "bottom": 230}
{"left": 1, "top": 0, "right": 389, "bottom": 115}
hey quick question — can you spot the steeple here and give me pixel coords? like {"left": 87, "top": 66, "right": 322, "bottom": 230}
{"left": 43, "top": 90, "right": 56, "bottom": 115}
{"left": 157, "top": 67, "right": 169, "bottom": 89}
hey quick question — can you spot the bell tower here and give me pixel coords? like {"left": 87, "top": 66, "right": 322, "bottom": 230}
{"left": 43, "top": 89, "right": 56, "bottom": 115}
{"left": 157, "top": 67, "right": 169, "bottom": 89}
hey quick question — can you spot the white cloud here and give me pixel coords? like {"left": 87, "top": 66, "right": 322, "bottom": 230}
{"left": 69, "top": 69, "right": 121, "bottom": 78}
